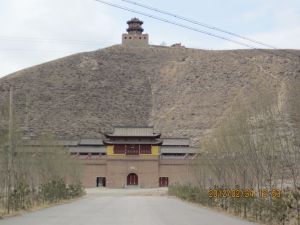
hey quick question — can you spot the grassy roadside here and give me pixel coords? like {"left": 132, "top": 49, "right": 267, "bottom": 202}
{"left": 0, "top": 191, "right": 86, "bottom": 219}
{"left": 168, "top": 184, "right": 298, "bottom": 225}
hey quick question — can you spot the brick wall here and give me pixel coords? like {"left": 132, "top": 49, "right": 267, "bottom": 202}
{"left": 106, "top": 157, "right": 159, "bottom": 188}
{"left": 79, "top": 157, "right": 197, "bottom": 188}
{"left": 122, "top": 34, "right": 149, "bottom": 47}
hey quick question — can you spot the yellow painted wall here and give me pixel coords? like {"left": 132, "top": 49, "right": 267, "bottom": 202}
{"left": 151, "top": 146, "right": 160, "bottom": 156}
{"left": 106, "top": 145, "right": 114, "bottom": 155}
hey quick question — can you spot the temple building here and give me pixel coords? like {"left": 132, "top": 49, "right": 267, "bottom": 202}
{"left": 66, "top": 126, "right": 197, "bottom": 188}
{"left": 122, "top": 18, "right": 149, "bottom": 47}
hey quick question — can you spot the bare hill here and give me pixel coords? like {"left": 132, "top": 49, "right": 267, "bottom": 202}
{"left": 0, "top": 45, "right": 299, "bottom": 145}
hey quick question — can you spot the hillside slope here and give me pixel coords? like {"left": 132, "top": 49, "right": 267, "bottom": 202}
{"left": 0, "top": 45, "right": 299, "bottom": 145}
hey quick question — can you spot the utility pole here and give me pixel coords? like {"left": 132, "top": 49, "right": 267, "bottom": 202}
{"left": 6, "top": 86, "right": 13, "bottom": 213}
{"left": 8, "top": 86, "right": 13, "bottom": 168}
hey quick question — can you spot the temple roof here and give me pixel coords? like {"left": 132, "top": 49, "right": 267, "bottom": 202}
{"left": 79, "top": 138, "right": 103, "bottom": 145}
{"left": 105, "top": 126, "right": 161, "bottom": 137}
{"left": 161, "top": 138, "right": 190, "bottom": 146}
{"left": 103, "top": 140, "right": 163, "bottom": 145}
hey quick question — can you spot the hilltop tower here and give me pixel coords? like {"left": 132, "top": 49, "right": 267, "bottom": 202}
{"left": 122, "top": 18, "right": 149, "bottom": 47}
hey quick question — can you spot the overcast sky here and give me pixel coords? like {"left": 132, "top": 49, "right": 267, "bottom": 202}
{"left": 0, "top": 0, "right": 299, "bottom": 78}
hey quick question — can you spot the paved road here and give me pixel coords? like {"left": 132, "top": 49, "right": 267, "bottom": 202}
{"left": 0, "top": 188, "right": 258, "bottom": 225}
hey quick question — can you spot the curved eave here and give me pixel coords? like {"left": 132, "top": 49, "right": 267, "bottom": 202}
{"left": 127, "top": 20, "right": 143, "bottom": 25}
{"left": 103, "top": 140, "right": 163, "bottom": 145}
{"left": 104, "top": 133, "right": 161, "bottom": 138}
{"left": 127, "top": 28, "right": 144, "bottom": 33}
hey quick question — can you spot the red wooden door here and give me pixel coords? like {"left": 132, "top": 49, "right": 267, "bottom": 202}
{"left": 127, "top": 173, "right": 138, "bottom": 185}
{"left": 159, "top": 177, "right": 169, "bottom": 187}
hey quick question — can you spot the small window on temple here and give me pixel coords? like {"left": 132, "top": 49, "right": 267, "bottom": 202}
{"left": 129, "top": 37, "right": 132, "bottom": 39}
{"left": 124, "top": 37, "right": 127, "bottom": 39}
{"left": 79, "top": 153, "right": 88, "bottom": 156}
{"left": 126, "top": 144, "right": 139, "bottom": 155}
{"left": 139, "top": 37, "right": 141, "bottom": 39}
{"left": 114, "top": 144, "right": 125, "bottom": 154}
{"left": 140, "top": 144, "right": 151, "bottom": 154}
{"left": 144, "top": 37, "right": 146, "bottom": 39}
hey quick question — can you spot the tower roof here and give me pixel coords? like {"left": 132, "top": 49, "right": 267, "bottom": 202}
{"left": 126, "top": 17, "right": 144, "bottom": 34}
{"left": 127, "top": 17, "right": 143, "bottom": 25}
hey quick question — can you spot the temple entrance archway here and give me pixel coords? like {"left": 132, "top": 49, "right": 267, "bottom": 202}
{"left": 127, "top": 173, "right": 138, "bottom": 185}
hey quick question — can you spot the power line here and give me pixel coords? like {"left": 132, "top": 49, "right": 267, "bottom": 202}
{"left": 94, "top": 0, "right": 257, "bottom": 49}
{"left": 119, "top": 0, "right": 278, "bottom": 50}
{"left": 94, "top": 0, "right": 300, "bottom": 60}
{"left": 0, "top": 49, "right": 84, "bottom": 53}
{"left": 0, "top": 36, "right": 118, "bottom": 54}
{"left": 0, "top": 36, "right": 118, "bottom": 53}
{"left": 121, "top": 0, "right": 300, "bottom": 59}
{"left": 0, "top": 35, "right": 117, "bottom": 54}
{"left": 0, "top": 35, "right": 116, "bottom": 46}
{"left": 0, "top": 42, "right": 117, "bottom": 53}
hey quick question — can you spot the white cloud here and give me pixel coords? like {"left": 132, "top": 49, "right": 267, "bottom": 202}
{"left": 0, "top": 0, "right": 119, "bottom": 77}
{"left": 250, "top": 28, "right": 300, "bottom": 49}
{"left": 0, "top": 0, "right": 299, "bottom": 77}
{"left": 218, "top": 0, "right": 300, "bottom": 50}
